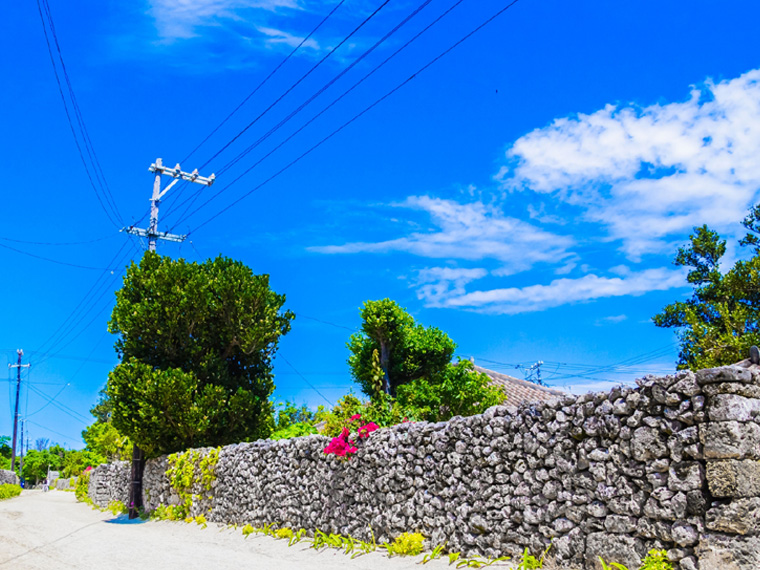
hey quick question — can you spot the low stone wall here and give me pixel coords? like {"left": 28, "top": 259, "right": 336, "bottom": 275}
{"left": 0, "top": 469, "right": 18, "bottom": 486}
{"left": 55, "top": 477, "right": 77, "bottom": 491}
{"left": 88, "top": 461, "right": 129, "bottom": 507}
{"left": 87, "top": 364, "right": 760, "bottom": 569}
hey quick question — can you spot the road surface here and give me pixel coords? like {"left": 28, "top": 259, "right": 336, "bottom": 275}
{"left": 0, "top": 490, "right": 462, "bottom": 570}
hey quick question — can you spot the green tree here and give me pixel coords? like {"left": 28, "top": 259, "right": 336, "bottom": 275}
{"left": 274, "top": 401, "right": 316, "bottom": 431}
{"left": 82, "top": 421, "right": 131, "bottom": 462}
{"left": 654, "top": 214, "right": 760, "bottom": 369}
{"left": 396, "top": 360, "right": 506, "bottom": 422}
{"left": 61, "top": 449, "right": 105, "bottom": 478}
{"left": 21, "top": 449, "right": 63, "bottom": 484}
{"left": 106, "top": 252, "right": 293, "bottom": 457}
{"left": 0, "top": 436, "right": 10, "bottom": 470}
{"left": 348, "top": 299, "right": 456, "bottom": 397}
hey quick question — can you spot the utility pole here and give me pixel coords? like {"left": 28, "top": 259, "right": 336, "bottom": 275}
{"left": 9, "top": 349, "right": 30, "bottom": 473}
{"left": 122, "top": 158, "right": 215, "bottom": 519}
{"left": 516, "top": 360, "right": 544, "bottom": 386}
{"left": 123, "top": 158, "right": 215, "bottom": 251}
{"left": 19, "top": 420, "right": 24, "bottom": 482}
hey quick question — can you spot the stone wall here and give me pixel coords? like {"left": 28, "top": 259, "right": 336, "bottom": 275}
{"left": 55, "top": 477, "right": 77, "bottom": 491}
{"left": 0, "top": 469, "right": 18, "bottom": 486}
{"left": 86, "top": 364, "right": 760, "bottom": 570}
{"left": 88, "top": 461, "right": 129, "bottom": 507}
{"left": 695, "top": 366, "right": 760, "bottom": 569}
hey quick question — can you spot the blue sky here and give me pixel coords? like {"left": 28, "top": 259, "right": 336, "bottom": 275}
{"left": 1, "top": 0, "right": 759, "bottom": 449}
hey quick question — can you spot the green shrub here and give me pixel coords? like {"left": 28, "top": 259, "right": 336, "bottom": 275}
{"left": 107, "top": 500, "right": 128, "bottom": 515}
{"left": 385, "top": 532, "right": 424, "bottom": 556}
{"left": 270, "top": 422, "right": 318, "bottom": 440}
{"left": 0, "top": 483, "right": 21, "bottom": 500}
{"left": 640, "top": 550, "right": 673, "bottom": 570}
{"left": 75, "top": 470, "right": 91, "bottom": 503}
{"left": 599, "top": 549, "right": 673, "bottom": 570}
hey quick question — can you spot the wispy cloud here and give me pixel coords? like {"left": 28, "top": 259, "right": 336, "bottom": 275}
{"left": 309, "top": 67, "right": 760, "bottom": 316}
{"left": 417, "top": 268, "right": 687, "bottom": 314}
{"left": 498, "top": 68, "right": 760, "bottom": 259}
{"left": 310, "top": 196, "right": 575, "bottom": 275}
{"left": 596, "top": 314, "right": 628, "bottom": 326}
{"left": 257, "top": 26, "right": 321, "bottom": 50}
{"left": 148, "top": 0, "right": 301, "bottom": 41}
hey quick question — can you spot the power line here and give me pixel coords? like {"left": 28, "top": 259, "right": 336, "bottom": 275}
{"left": 26, "top": 383, "right": 70, "bottom": 418}
{"left": 180, "top": 0, "right": 523, "bottom": 234}
{"left": 166, "top": 0, "right": 463, "bottom": 229}
{"left": 279, "top": 354, "right": 334, "bottom": 406}
{"left": 33, "top": 239, "right": 131, "bottom": 357}
{"left": 26, "top": 383, "right": 90, "bottom": 424}
{"left": 0, "top": 240, "right": 115, "bottom": 271}
{"left": 26, "top": 420, "right": 82, "bottom": 444}
{"left": 297, "top": 313, "right": 358, "bottom": 332}
{"left": 196, "top": 0, "right": 393, "bottom": 173}
{"left": 212, "top": 0, "right": 436, "bottom": 178}
{"left": 178, "top": 0, "right": 348, "bottom": 167}
{"left": 36, "top": 0, "right": 124, "bottom": 228}
{"left": 0, "top": 234, "right": 116, "bottom": 246}
{"left": 33, "top": 241, "right": 139, "bottom": 367}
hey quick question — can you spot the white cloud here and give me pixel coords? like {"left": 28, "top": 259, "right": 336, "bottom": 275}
{"left": 310, "top": 196, "right": 575, "bottom": 275}
{"left": 415, "top": 267, "right": 488, "bottom": 305}
{"left": 257, "top": 26, "right": 321, "bottom": 50}
{"left": 498, "top": 68, "right": 760, "bottom": 259}
{"left": 417, "top": 268, "right": 687, "bottom": 314}
{"left": 148, "top": 0, "right": 300, "bottom": 41}
{"left": 596, "top": 314, "right": 628, "bottom": 325}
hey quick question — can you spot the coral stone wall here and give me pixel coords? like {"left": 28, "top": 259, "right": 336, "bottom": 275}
{"left": 0, "top": 469, "right": 19, "bottom": 486}
{"left": 86, "top": 364, "right": 760, "bottom": 570}
{"left": 88, "top": 461, "right": 129, "bottom": 506}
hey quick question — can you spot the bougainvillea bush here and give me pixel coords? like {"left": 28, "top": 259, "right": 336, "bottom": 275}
{"left": 323, "top": 414, "right": 379, "bottom": 459}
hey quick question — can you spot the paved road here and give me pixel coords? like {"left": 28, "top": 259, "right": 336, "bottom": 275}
{"left": 0, "top": 491, "right": 458, "bottom": 570}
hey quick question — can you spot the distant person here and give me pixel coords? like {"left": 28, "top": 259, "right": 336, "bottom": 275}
{"left": 42, "top": 478, "right": 48, "bottom": 492}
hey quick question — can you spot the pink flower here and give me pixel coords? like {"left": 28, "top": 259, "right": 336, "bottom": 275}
{"left": 358, "top": 422, "right": 379, "bottom": 439}
{"left": 349, "top": 414, "right": 361, "bottom": 422}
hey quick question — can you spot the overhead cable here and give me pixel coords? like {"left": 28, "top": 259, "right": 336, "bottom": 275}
{"left": 179, "top": 0, "right": 348, "bottom": 166}
{"left": 35, "top": 0, "right": 124, "bottom": 228}
{"left": 213, "top": 0, "right": 437, "bottom": 177}
{"left": 196, "top": 0, "right": 393, "bottom": 172}
{"left": 181, "top": 0, "right": 523, "bottom": 234}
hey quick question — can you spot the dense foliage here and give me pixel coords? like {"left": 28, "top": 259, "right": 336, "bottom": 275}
{"left": 0, "top": 436, "right": 10, "bottom": 470}
{"left": 395, "top": 360, "right": 505, "bottom": 422}
{"left": 654, "top": 204, "right": 760, "bottom": 369}
{"left": 345, "top": 299, "right": 505, "bottom": 424}
{"left": 107, "top": 252, "right": 293, "bottom": 457}
{"left": 348, "top": 299, "right": 456, "bottom": 397}
{"left": 0, "top": 484, "right": 21, "bottom": 500}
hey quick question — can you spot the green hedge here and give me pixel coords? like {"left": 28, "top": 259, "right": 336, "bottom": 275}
{"left": 0, "top": 483, "right": 22, "bottom": 500}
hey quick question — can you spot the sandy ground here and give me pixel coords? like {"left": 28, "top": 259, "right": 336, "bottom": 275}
{"left": 0, "top": 490, "right": 483, "bottom": 570}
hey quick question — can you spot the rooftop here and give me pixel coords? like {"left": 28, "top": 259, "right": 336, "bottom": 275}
{"left": 475, "top": 365, "right": 566, "bottom": 408}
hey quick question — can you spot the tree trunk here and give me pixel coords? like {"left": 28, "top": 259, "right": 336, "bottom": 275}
{"left": 380, "top": 341, "right": 391, "bottom": 396}
{"left": 128, "top": 444, "right": 145, "bottom": 519}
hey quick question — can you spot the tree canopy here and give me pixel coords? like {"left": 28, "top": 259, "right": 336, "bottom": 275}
{"left": 396, "top": 359, "right": 505, "bottom": 422}
{"left": 654, "top": 206, "right": 760, "bottom": 369}
{"left": 347, "top": 299, "right": 505, "bottom": 421}
{"left": 348, "top": 299, "right": 456, "bottom": 397}
{"left": 106, "top": 252, "right": 293, "bottom": 457}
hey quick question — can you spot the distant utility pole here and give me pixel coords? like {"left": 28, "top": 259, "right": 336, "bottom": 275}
{"left": 123, "top": 158, "right": 215, "bottom": 251}
{"left": 9, "top": 349, "right": 30, "bottom": 473}
{"left": 517, "top": 360, "right": 544, "bottom": 386}
{"left": 19, "top": 420, "right": 24, "bottom": 479}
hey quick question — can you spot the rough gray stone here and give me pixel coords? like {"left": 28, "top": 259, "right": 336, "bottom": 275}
{"left": 707, "top": 459, "right": 760, "bottom": 498}
{"left": 700, "top": 421, "right": 760, "bottom": 460}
